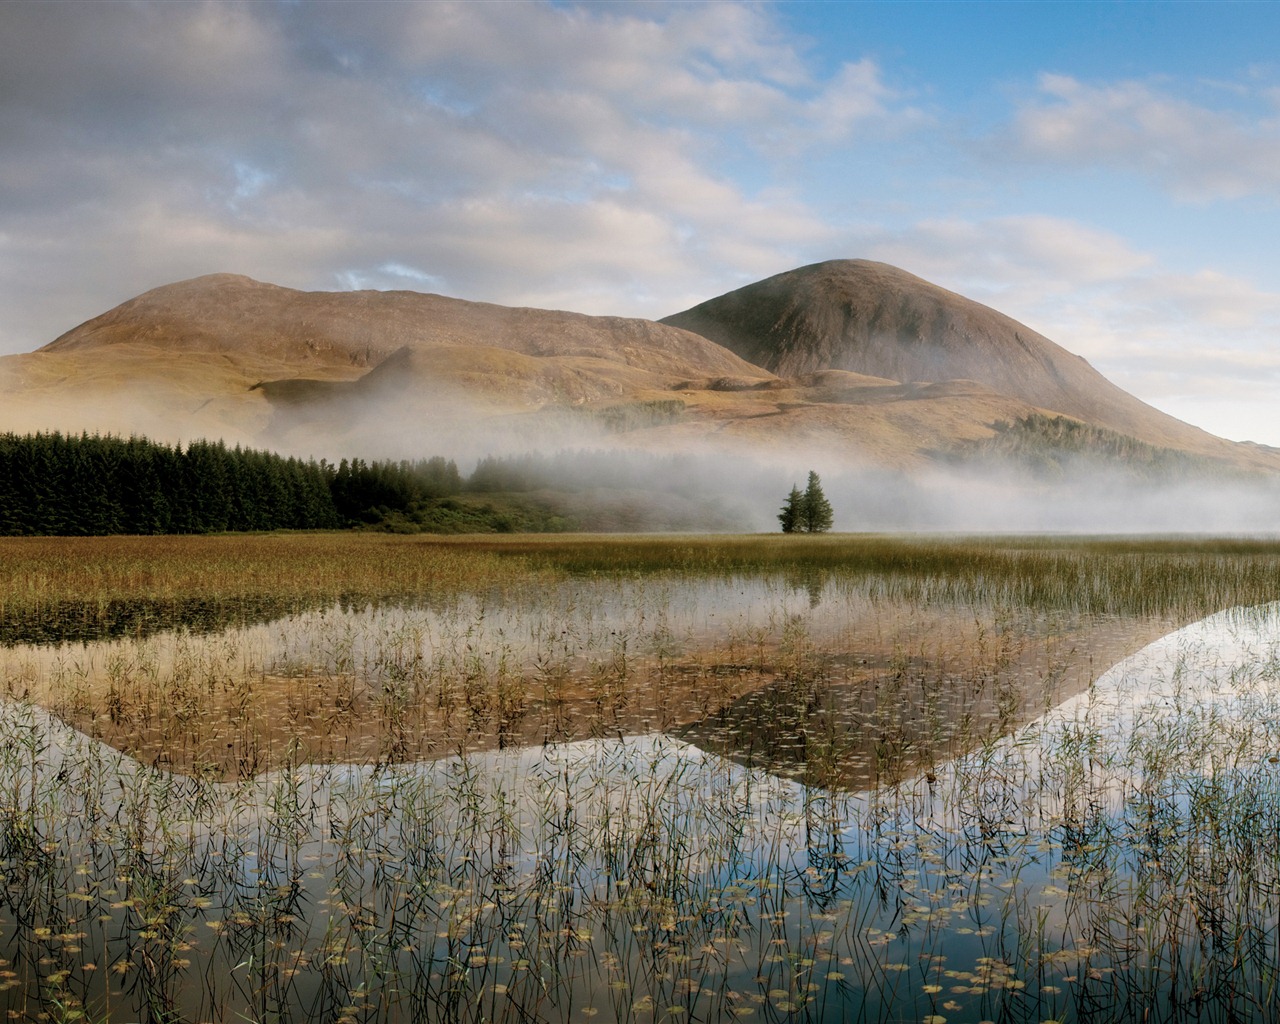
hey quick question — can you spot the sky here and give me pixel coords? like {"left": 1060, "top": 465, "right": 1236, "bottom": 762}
{"left": 2, "top": 0, "right": 1279, "bottom": 445}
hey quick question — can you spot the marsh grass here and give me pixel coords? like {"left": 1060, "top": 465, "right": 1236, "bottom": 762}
{"left": 1, "top": 581, "right": 1164, "bottom": 785}
{"left": 0, "top": 605, "right": 1277, "bottom": 1023}
{"left": 0, "top": 534, "right": 1278, "bottom": 1021}
{"left": 5, "top": 533, "right": 1280, "bottom": 626}
{"left": 4, "top": 532, "right": 1274, "bottom": 781}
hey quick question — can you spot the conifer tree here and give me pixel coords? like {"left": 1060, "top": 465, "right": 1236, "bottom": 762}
{"left": 778, "top": 485, "right": 804, "bottom": 533}
{"left": 801, "top": 470, "right": 834, "bottom": 533}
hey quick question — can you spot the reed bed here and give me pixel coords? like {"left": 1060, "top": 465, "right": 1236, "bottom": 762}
{"left": 0, "top": 533, "right": 1277, "bottom": 1021}
{"left": 0, "top": 577, "right": 1163, "bottom": 783}
{"left": 4, "top": 533, "right": 1280, "bottom": 622}
{"left": 0, "top": 606, "right": 1275, "bottom": 1023}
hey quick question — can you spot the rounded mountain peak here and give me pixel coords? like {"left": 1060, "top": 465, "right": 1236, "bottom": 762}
{"left": 662, "top": 259, "right": 1058, "bottom": 381}
{"left": 661, "top": 258, "right": 1220, "bottom": 451}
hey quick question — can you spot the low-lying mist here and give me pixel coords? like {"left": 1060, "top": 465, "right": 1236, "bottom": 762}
{"left": 5, "top": 368, "right": 1277, "bottom": 535}
{"left": 836, "top": 462, "right": 1280, "bottom": 534}
{"left": 329, "top": 445, "right": 1280, "bottom": 535}
{"left": 257, "top": 386, "right": 1280, "bottom": 534}
{"left": 249, "top": 369, "right": 1280, "bottom": 534}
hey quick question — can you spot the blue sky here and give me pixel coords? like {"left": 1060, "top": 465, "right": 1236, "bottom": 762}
{"left": 2, "top": 0, "right": 1278, "bottom": 444}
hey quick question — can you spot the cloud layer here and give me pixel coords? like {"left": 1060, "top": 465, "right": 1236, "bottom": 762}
{"left": 0, "top": 1, "right": 902, "bottom": 336}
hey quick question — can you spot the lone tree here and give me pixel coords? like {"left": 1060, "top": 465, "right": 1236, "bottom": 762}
{"left": 778, "top": 470, "right": 835, "bottom": 533}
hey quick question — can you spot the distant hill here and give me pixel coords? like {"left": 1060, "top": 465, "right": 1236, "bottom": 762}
{"left": 1, "top": 265, "right": 1276, "bottom": 480}
{"left": 0, "top": 273, "right": 771, "bottom": 455}
{"left": 44, "top": 272, "right": 761, "bottom": 382}
{"left": 662, "top": 259, "right": 1256, "bottom": 466}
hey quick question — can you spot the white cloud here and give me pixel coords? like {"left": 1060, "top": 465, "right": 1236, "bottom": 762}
{"left": 860, "top": 215, "right": 1150, "bottom": 289}
{"left": 0, "top": 0, "right": 915, "bottom": 347}
{"left": 1007, "top": 73, "right": 1280, "bottom": 201}
{"left": 1121, "top": 269, "right": 1280, "bottom": 329}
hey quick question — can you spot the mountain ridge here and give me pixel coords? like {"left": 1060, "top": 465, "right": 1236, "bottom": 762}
{"left": 45, "top": 272, "right": 765, "bottom": 381}
{"left": 2, "top": 264, "right": 1275, "bottom": 477}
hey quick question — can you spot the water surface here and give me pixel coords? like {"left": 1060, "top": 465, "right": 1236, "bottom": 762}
{"left": 0, "top": 604, "right": 1275, "bottom": 1021}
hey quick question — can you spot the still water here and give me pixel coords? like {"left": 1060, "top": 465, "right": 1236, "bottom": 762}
{"left": 0, "top": 574, "right": 1124, "bottom": 779}
{"left": 0, "top": 604, "right": 1275, "bottom": 1021}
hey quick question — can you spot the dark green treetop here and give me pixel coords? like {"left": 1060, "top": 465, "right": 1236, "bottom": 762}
{"left": 802, "top": 470, "right": 834, "bottom": 533}
{"left": 778, "top": 470, "right": 834, "bottom": 533}
{"left": 777, "top": 485, "right": 804, "bottom": 533}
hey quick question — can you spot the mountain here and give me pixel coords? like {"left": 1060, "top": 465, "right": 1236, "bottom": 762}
{"left": 44, "top": 273, "right": 761, "bottom": 378}
{"left": 0, "top": 273, "right": 772, "bottom": 454}
{"left": 661, "top": 259, "right": 1252, "bottom": 465}
{"left": 1, "top": 265, "right": 1275, "bottom": 478}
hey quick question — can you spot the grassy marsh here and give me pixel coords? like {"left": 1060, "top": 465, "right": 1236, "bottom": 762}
{"left": 0, "top": 533, "right": 1278, "bottom": 1022}
{"left": 6, "top": 532, "right": 1280, "bottom": 618}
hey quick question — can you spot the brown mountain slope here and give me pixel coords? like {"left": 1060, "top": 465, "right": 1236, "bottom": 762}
{"left": 45, "top": 273, "right": 763, "bottom": 382}
{"left": 661, "top": 259, "right": 1254, "bottom": 464}
{"left": 3, "top": 273, "right": 773, "bottom": 453}
{"left": 1, "top": 266, "right": 1274, "bottom": 476}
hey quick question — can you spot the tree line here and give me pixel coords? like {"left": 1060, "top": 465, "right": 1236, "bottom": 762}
{"left": 0, "top": 432, "right": 467, "bottom": 536}
{"left": 0, "top": 433, "right": 743, "bottom": 537}
{"left": 0, "top": 432, "right": 840, "bottom": 537}
{"left": 951, "top": 413, "right": 1232, "bottom": 481}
